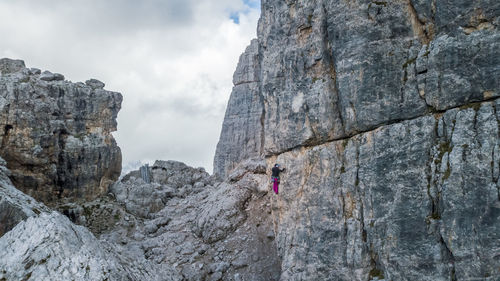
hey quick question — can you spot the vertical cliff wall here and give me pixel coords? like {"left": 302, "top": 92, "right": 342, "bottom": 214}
{"left": 215, "top": 0, "right": 500, "bottom": 280}
{"left": 0, "top": 58, "right": 122, "bottom": 205}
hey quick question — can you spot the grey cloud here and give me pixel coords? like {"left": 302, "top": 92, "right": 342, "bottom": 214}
{"left": 8, "top": 0, "right": 194, "bottom": 32}
{"left": 135, "top": 96, "right": 225, "bottom": 120}
{"left": 82, "top": 0, "right": 194, "bottom": 31}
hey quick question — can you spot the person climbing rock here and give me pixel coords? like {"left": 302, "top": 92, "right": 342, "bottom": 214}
{"left": 271, "top": 164, "right": 285, "bottom": 194}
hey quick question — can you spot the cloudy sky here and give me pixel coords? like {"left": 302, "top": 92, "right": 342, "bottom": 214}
{"left": 0, "top": 0, "right": 261, "bottom": 173}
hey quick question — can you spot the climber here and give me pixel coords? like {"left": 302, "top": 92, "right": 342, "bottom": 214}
{"left": 271, "top": 164, "right": 285, "bottom": 194}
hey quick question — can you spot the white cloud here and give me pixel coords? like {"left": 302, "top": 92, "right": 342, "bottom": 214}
{"left": 0, "top": 0, "right": 260, "bottom": 173}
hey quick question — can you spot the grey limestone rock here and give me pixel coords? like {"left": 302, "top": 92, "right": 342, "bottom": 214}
{"left": 227, "top": 158, "right": 267, "bottom": 181}
{"left": 270, "top": 101, "right": 500, "bottom": 280}
{"left": 111, "top": 178, "right": 171, "bottom": 218}
{"left": 0, "top": 157, "right": 48, "bottom": 237}
{"left": 85, "top": 78, "right": 105, "bottom": 89}
{"left": 214, "top": 40, "right": 264, "bottom": 177}
{"left": 101, "top": 160, "right": 281, "bottom": 281}
{"left": 0, "top": 58, "right": 122, "bottom": 205}
{"left": 39, "top": 70, "right": 65, "bottom": 81}
{"left": 214, "top": 0, "right": 500, "bottom": 178}
{"left": 0, "top": 211, "right": 180, "bottom": 281}
{"left": 111, "top": 160, "right": 214, "bottom": 218}
{"left": 214, "top": 0, "right": 500, "bottom": 280}
{"left": 193, "top": 182, "right": 251, "bottom": 243}
{"left": 0, "top": 159, "right": 180, "bottom": 280}
{"left": 30, "top": 68, "right": 41, "bottom": 75}
{"left": 1, "top": 0, "right": 498, "bottom": 280}
{"left": 0, "top": 58, "right": 25, "bottom": 74}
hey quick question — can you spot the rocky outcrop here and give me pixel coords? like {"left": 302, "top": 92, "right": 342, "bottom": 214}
{"left": 215, "top": 0, "right": 500, "bottom": 280}
{"left": 15, "top": 159, "right": 280, "bottom": 280}
{"left": 98, "top": 161, "right": 280, "bottom": 281}
{"left": 0, "top": 157, "right": 48, "bottom": 238}
{"left": 111, "top": 160, "right": 214, "bottom": 218}
{"left": 0, "top": 58, "right": 122, "bottom": 205}
{"left": 0, "top": 212, "right": 180, "bottom": 281}
{"left": 0, "top": 159, "right": 179, "bottom": 281}
{"left": 214, "top": 40, "right": 264, "bottom": 178}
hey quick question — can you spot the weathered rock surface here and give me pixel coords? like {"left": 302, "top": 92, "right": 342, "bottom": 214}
{"left": 215, "top": 0, "right": 500, "bottom": 178}
{"left": 97, "top": 161, "right": 280, "bottom": 281}
{"left": 0, "top": 212, "right": 180, "bottom": 281}
{"left": 16, "top": 159, "right": 279, "bottom": 280}
{"left": 214, "top": 0, "right": 500, "bottom": 280}
{"left": 272, "top": 101, "right": 500, "bottom": 280}
{"left": 0, "top": 58, "right": 122, "bottom": 205}
{"left": 0, "top": 160, "right": 179, "bottom": 281}
{"left": 1, "top": 0, "right": 499, "bottom": 280}
{"left": 214, "top": 40, "right": 264, "bottom": 178}
{"left": 0, "top": 156, "right": 48, "bottom": 238}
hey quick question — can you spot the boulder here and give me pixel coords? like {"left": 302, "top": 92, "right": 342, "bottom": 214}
{"left": 0, "top": 59, "right": 122, "bottom": 205}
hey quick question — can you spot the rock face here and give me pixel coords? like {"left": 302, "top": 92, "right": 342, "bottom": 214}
{"left": 0, "top": 157, "right": 48, "bottom": 238}
{"left": 274, "top": 103, "right": 500, "bottom": 280}
{"left": 215, "top": 0, "right": 500, "bottom": 280}
{"left": 0, "top": 58, "right": 122, "bottom": 205}
{"left": 214, "top": 40, "right": 264, "bottom": 178}
{"left": 215, "top": 0, "right": 500, "bottom": 177}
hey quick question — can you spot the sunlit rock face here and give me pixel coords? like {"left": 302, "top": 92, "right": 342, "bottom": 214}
{"left": 215, "top": 0, "right": 500, "bottom": 280}
{"left": 0, "top": 58, "right": 122, "bottom": 205}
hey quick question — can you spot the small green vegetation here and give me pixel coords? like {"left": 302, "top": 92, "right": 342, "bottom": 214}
{"left": 439, "top": 142, "right": 452, "bottom": 155}
{"left": 430, "top": 212, "right": 441, "bottom": 220}
{"left": 369, "top": 268, "right": 385, "bottom": 279}
{"left": 83, "top": 205, "right": 98, "bottom": 219}
{"left": 434, "top": 141, "right": 452, "bottom": 166}
{"left": 402, "top": 57, "right": 417, "bottom": 68}
{"left": 340, "top": 166, "right": 346, "bottom": 174}
{"left": 342, "top": 139, "right": 349, "bottom": 149}
{"left": 459, "top": 102, "right": 481, "bottom": 111}
{"left": 312, "top": 77, "right": 320, "bottom": 83}
{"left": 372, "top": 1, "right": 387, "bottom": 6}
